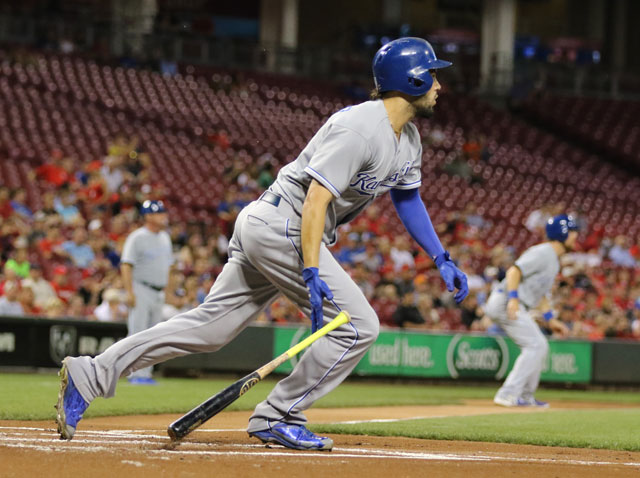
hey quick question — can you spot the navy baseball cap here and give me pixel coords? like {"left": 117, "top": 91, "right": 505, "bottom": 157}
{"left": 140, "top": 200, "right": 167, "bottom": 215}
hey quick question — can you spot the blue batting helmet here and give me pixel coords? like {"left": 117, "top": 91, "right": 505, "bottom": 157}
{"left": 545, "top": 214, "right": 578, "bottom": 242}
{"left": 140, "top": 199, "right": 166, "bottom": 215}
{"left": 372, "top": 37, "right": 452, "bottom": 96}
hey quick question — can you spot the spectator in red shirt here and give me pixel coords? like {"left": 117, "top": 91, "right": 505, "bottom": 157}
{"left": 78, "top": 170, "right": 108, "bottom": 206}
{"left": 18, "top": 286, "right": 41, "bottom": 316}
{"left": 107, "top": 214, "right": 129, "bottom": 242}
{"left": 352, "top": 204, "right": 388, "bottom": 237}
{"left": 34, "top": 153, "right": 76, "bottom": 188}
{"left": 208, "top": 130, "right": 230, "bottom": 150}
{"left": 462, "top": 133, "right": 482, "bottom": 161}
{"left": 580, "top": 224, "right": 605, "bottom": 252}
{"left": 414, "top": 250, "right": 433, "bottom": 274}
{"left": 38, "top": 220, "right": 64, "bottom": 260}
{"left": 51, "top": 265, "right": 77, "bottom": 303}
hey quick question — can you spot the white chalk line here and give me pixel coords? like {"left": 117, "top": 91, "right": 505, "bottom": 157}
{"left": 2, "top": 442, "right": 113, "bottom": 453}
{"left": 1, "top": 429, "right": 639, "bottom": 468}
{"left": 330, "top": 410, "right": 550, "bottom": 425}
{"left": 0, "top": 442, "right": 487, "bottom": 462}
{"left": 4, "top": 440, "right": 640, "bottom": 467}
{"left": 332, "top": 415, "right": 443, "bottom": 424}
{"left": 0, "top": 426, "right": 246, "bottom": 435}
{"left": 0, "top": 436, "right": 161, "bottom": 447}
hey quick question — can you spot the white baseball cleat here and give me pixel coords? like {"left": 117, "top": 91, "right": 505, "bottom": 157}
{"left": 493, "top": 394, "right": 519, "bottom": 407}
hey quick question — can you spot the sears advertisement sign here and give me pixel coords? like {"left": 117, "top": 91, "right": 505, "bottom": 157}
{"left": 273, "top": 328, "right": 591, "bottom": 383}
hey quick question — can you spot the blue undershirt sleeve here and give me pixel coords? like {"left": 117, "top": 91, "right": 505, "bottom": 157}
{"left": 390, "top": 188, "right": 445, "bottom": 260}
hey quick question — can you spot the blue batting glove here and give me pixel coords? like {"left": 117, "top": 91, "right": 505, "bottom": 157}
{"left": 434, "top": 251, "right": 469, "bottom": 304}
{"left": 302, "top": 267, "right": 334, "bottom": 333}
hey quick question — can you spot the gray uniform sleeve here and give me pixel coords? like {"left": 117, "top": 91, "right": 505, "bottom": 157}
{"left": 394, "top": 143, "right": 422, "bottom": 190}
{"left": 514, "top": 247, "right": 544, "bottom": 278}
{"left": 303, "top": 125, "right": 370, "bottom": 197}
{"left": 120, "top": 232, "right": 138, "bottom": 266}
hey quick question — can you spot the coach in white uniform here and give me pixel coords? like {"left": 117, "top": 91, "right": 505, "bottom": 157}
{"left": 486, "top": 214, "right": 575, "bottom": 407}
{"left": 120, "top": 200, "right": 173, "bottom": 384}
{"left": 56, "top": 38, "right": 469, "bottom": 450}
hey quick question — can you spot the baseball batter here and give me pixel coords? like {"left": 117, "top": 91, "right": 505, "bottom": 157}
{"left": 485, "top": 214, "right": 575, "bottom": 407}
{"left": 55, "top": 38, "right": 469, "bottom": 450}
{"left": 120, "top": 200, "right": 173, "bottom": 384}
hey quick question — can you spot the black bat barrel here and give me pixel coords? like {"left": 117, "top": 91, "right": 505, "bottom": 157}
{"left": 168, "top": 371, "right": 261, "bottom": 440}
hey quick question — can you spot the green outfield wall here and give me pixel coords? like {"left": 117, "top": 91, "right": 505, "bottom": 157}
{"left": 273, "top": 327, "right": 592, "bottom": 383}
{"left": 2, "top": 317, "right": 639, "bottom": 384}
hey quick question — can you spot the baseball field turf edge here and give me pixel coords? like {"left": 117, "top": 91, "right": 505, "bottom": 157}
{"left": 1, "top": 373, "right": 638, "bottom": 420}
{"left": 312, "top": 409, "right": 640, "bottom": 451}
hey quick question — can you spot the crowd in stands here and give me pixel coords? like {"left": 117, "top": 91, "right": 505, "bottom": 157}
{"left": 0, "top": 143, "right": 639, "bottom": 342}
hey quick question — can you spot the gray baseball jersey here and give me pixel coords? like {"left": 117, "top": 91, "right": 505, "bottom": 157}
{"left": 270, "top": 100, "right": 422, "bottom": 244}
{"left": 500, "top": 242, "right": 559, "bottom": 308}
{"left": 121, "top": 227, "right": 173, "bottom": 287}
{"left": 486, "top": 241, "right": 559, "bottom": 403}
{"left": 63, "top": 99, "right": 421, "bottom": 435}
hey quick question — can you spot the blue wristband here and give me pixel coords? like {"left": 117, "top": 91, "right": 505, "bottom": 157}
{"left": 302, "top": 267, "right": 318, "bottom": 283}
{"left": 507, "top": 290, "right": 518, "bottom": 299}
{"left": 543, "top": 311, "right": 553, "bottom": 322}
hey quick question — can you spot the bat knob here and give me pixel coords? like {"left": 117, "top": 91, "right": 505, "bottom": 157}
{"left": 167, "top": 425, "right": 180, "bottom": 441}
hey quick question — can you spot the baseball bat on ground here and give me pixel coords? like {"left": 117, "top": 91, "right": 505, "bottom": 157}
{"left": 167, "top": 310, "right": 351, "bottom": 441}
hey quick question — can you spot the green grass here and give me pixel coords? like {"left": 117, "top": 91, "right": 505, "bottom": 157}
{"left": 1, "top": 374, "right": 274, "bottom": 420}
{"left": 313, "top": 409, "right": 640, "bottom": 451}
{"left": 1, "top": 374, "right": 468, "bottom": 420}
{"left": 3, "top": 373, "right": 640, "bottom": 451}
{"left": 1, "top": 372, "right": 638, "bottom": 421}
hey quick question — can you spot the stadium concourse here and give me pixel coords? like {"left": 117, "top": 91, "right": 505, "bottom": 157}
{"left": 0, "top": 50, "right": 639, "bottom": 340}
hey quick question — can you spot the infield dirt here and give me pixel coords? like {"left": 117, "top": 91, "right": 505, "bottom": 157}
{"left": 2, "top": 401, "right": 639, "bottom": 477}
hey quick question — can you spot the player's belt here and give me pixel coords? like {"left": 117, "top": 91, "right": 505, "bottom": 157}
{"left": 259, "top": 191, "right": 281, "bottom": 207}
{"left": 138, "top": 281, "right": 165, "bottom": 292}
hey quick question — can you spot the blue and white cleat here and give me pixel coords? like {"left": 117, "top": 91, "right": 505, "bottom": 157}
{"left": 521, "top": 397, "right": 550, "bottom": 408}
{"left": 494, "top": 394, "right": 549, "bottom": 408}
{"left": 250, "top": 423, "right": 334, "bottom": 451}
{"left": 55, "top": 358, "right": 89, "bottom": 440}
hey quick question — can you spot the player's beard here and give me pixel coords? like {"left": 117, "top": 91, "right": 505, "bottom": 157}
{"left": 410, "top": 95, "right": 435, "bottom": 119}
{"left": 414, "top": 105, "right": 435, "bottom": 118}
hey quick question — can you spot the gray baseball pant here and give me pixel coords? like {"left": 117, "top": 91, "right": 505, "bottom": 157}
{"left": 127, "top": 282, "right": 165, "bottom": 380}
{"left": 66, "top": 198, "right": 380, "bottom": 432}
{"left": 484, "top": 289, "right": 549, "bottom": 400}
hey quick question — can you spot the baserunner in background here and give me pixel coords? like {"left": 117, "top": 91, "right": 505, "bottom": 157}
{"left": 486, "top": 214, "right": 575, "bottom": 408}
